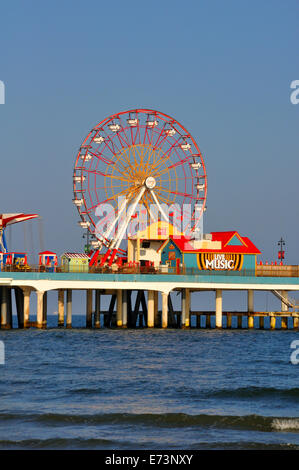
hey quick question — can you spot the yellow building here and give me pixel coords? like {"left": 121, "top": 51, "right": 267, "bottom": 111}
{"left": 128, "top": 221, "right": 183, "bottom": 267}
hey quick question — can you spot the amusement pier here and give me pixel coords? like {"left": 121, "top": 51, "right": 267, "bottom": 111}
{"left": 1, "top": 109, "right": 298, "bottom": 331}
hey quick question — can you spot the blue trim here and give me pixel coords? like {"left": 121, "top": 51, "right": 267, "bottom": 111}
{"left": 0, "top": 272, "right": 298, "bottom": 286}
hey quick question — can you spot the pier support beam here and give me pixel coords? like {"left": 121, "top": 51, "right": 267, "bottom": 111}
{"left": 15, "top": 287, "right": 24, "bottom": 329}
{"left": 66, "top": 290, "right": 72, "bottom": 329}
{"left": 248, "top": 314, "right": 254, "bottom": 329}
{"left": 7, "top": 289, "right": 12, "bottom": 329}
{"left": 94, "top": 290, "right": 100, "bottom": 329}
{"left": 116, "top": 290, "right": 123, "bottom": 327}
{"left": 122, "top": 290, "right": 127, "bottom": 328}
{"left": 42, "top": 291, "right": 47, "bottom": 329}
{"left": 23, "top": 287, "right": 31, "bottom": 328}
{"left": 281, "top": 316, "right": 288, "bottom": 329}
{"left": 105, "top": 294, "right": 116, "bottom": 327}
{"left": 1, "top": 287, "right": 9, "bottom": 329}
{"left": 281, "top": 291, "right": 289, "bottom": 312}
{"left": 181, "top": 289, "right": 190, "bottom": 328}
{"left": 248, "top": 290, "right": 254, "bottom": 313}
{"left": 293, "top": 316, "right": 299, "bottom": 330}
{"left": 86, "top": 289, "right": 92, "bottom": 328}
{"left": 270, "top": 315, "right": 276, "bottom": 330}
{"left": 147, "top": 290, "right": 155, "bottom": 328}
{"left": 215, "top": 289, "right": 222, "bottom": 328}
{"left": 247, "top": 290, "right": 254, "bottom": 328}
{"left": 36, "top": 291, "right": 44, "bottom": 328}
{"left": 58, "top": 290, "right": 65, "bottom": 327}
{"left": 154, "top": 291, "right": 159, "bottom": 327}
{"left": 161, "top": 292, "right": 168, "bottom": 328}
{"left": 227, "top": 314, "right": 232, "bottom": 329}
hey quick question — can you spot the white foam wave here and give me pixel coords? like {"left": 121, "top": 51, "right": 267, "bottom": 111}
{"left": 272, "top": 418, "right": 299, "bottom": 431}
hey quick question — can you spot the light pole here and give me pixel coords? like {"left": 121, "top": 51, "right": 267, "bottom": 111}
{"left": 83, "top": 228, "right": 91, "bottom": 253}
{"left": 278, "top": 237, "right": 285, "bottom": 262}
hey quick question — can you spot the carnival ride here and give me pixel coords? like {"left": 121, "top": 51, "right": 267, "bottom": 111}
{"left": 73, "top": 109, "right": 207, "bottom": 266}
{"left": 0, "top": 213, "right": 39, "bottom": 253}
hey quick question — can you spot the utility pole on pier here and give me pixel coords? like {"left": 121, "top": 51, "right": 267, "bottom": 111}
{"left": 277, "top": 237, "right": 285, "bottom": 263}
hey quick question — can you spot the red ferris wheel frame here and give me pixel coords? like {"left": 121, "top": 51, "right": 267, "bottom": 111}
{"left": 73, "top": 108, "right": 207, "bottom": 261}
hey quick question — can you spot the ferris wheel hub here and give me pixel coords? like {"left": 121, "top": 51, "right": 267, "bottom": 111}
{"left": 144, "top": 176, "right": 156, "bottom": 190}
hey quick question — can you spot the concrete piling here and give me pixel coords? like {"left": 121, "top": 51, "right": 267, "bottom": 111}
{"left": 23, "top": 287, "right": 31, "bottom": 328}
{"left": 58, "top": 290, "right": 65, "bottom": 327}
{"left": 281, "top": 316, "right": 288, "bottom": 330}
{"left": 1, "top": 287, "right": 8, "bottom": 329}
{"left": 281, "top": 290, "right": 289, "bottom": 312}
{"left": 270, "top": 315, "right": 276, "bottom": 330}
{"left": 6, "top": 288, "right": 12, "bottom": 329}
{"left": 42, "top": 291, "right": 47, "bottom": 329}
{"left": 248, "top": 290, "right": 254, "bottom": 313}
{"left": 248, "top": 314, "right": 254, "bottom": 329}
{"left": 36, "top": 291, "right": 44, "bottom": 328}
{"left": 116, "top": 289, "right": 122, "bottom": 327}
{"left": 154, "top": 291, "right": 159, "bottom": 327}
{"left": 215, "top": 289, "right": 222, "bottom": 328}
{"left": 247, "top": 290, "right": 254, "bottom": 328}
{"left": 15, "top": 287, "right": 24, "bottom": 328}
{"left": 181, "top": 289, "right": 190, "bottom": 328}
{"left": 86, "top": 289, "right": 93, "bottom": 328}
{"left": 147, "top": 290, "right": 155, "bottom": 328}
{"left": 161, "top": 292, "right": 168, "bottom": 328}
{"left": 122, "top": 290, "right": 127, "bottom": 328}
{"left": 94, "top": 290, "right": 100, "bottom": 329}
{"left": 66, "top": 289, "right": 72, "bottom": 328}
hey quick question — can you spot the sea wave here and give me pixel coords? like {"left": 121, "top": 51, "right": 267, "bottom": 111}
{"left": 0, "top": 437, "right": 298, "bottom": 450}
{"left": 0, "top": 437, "right": 124, "bottom": 449}
{"left": 272, "top": 418, "right": 299, "bottom": 431}
{"left": 1, "top": 412, "right": 299, "bottom": 433}
{"left": 201, "top": 386, "right": 299, "bottom": 401}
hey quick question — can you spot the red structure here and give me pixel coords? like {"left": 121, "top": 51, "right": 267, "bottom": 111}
{"left": 0, "top": 213, "right": 38, "bottom": 253}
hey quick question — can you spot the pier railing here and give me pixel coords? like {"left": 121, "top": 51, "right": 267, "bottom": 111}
{"left": 1, "top": 264, "right": 298, "bottom": 277}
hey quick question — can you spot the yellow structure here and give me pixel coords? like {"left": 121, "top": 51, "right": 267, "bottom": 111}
{"left": 128, "top": 221, "right": 183, "bottom": 266}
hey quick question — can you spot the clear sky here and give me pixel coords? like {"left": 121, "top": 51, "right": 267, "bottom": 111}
{"left": 0, "top": 0, "right": 298, "bottom": 264}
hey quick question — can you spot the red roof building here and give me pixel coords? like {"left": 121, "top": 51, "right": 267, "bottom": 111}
{"left": 160, "top": 231, "right": 261, "bottom": 272}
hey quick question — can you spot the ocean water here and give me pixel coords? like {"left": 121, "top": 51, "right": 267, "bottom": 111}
{"left": 0, "top": 316, "right": 298, "bottom": 450}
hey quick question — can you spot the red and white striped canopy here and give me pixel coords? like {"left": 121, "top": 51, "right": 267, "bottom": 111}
{"left": 0, "top": 213, "right": 39, "bottom": 228}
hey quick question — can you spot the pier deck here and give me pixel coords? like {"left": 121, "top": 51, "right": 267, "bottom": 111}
{"left": 0, "top": 272, "right": 298, "bottom": 330}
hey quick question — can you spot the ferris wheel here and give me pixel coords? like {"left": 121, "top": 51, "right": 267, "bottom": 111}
{"left": 73, "top": 109, "right": 207, "bottom": 266}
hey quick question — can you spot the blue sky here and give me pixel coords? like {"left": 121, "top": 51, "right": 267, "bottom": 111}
{"left": 0, "top": 0, "right": 298, "bottom": 265}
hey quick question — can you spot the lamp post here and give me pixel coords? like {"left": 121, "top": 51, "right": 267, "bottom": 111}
{"left": 83, "top": 228, "right": 91, "bottom": 253}
{"left": 278, "top": 237, "right": 285, "bottom": 262}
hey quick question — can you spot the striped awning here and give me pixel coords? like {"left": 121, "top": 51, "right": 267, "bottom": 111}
{"left": 0, "top": 213, "right": 38, "bottom": 228}
{"left": 61, "top": 253, "right": 90, "bottom": 259}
